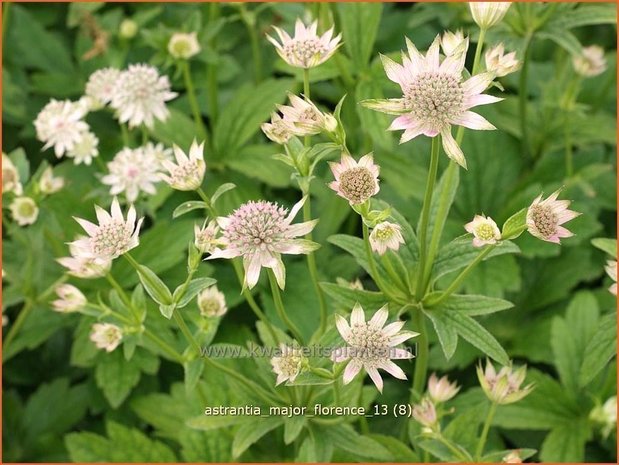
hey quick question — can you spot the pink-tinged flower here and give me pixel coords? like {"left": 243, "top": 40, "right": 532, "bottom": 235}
{"left": 52, "top": 284, "right": 87, "bottom": 313}
{"left": 361, "top": 36, "right": 501, "bottom": 168}
{"left": 267, "top": 18, "right": 342, "bottom": 69}
{"left": 469, "top": 2, "right": 511, "bottom": 30}
{"left": 142, "top": 142, "right": 173, "bottom": 167}
{"left": 57, "top": 236, "right": 113, "bottom": 279}
{"left": 34, "top": 99, "right": 89, "bottom": 157}
{"left": 66, "top": 130, "right": 99, "bottom": 166}
{"left": 160, "top": 140, "right": 206, "bottom": 191}
{"left": 194, "top": 220, "right": 220, "bottom": 254}
{"left": 477, "top": 360, "right": 534, "bottom": 405}
{"left": 9, "top": 197, "right": 39, "bottom": 226}
{"left": 526, "top": 189, "right": 580, "bottom": 244}
{"left": 198, "top": 286, "right": 227, "bottom": 318}
{"left": 412, "top": 398, "right": 438, "bottom": 430}
{"left": 441, "top": 30, "right": 466, "bottom": 56}
{"left": 277, "top": 94, "right": 335, "bottom": 136}
{"left": 329, "top": 153, "right": 380, "bottom": 205}
{"left": 261, "top": 112, "right": 294, "bottom": 145}
{"left": 427, "top": 373, "right": 460, "bottom": 403}
{"left": 502, "top": 451, "right": 523, "bottom": 463}
{"left": 332, "top": 304, "right": 418, "bottom": 393}
{"left": 101, "top": 147, "right": 162, "bottom": 202}
{"left": 73, "top": 197, "right": 143, "bottom": 260}
{"left": 573, "top": 45, "right": 607, "bottom": 77}
{"left": 270, "top": 344, "right": 305, "bottom": 385}
{"left": 464, "top": 214, "right": 501, "bottom": 247}
{"left": 110, "top": 64, "right": 177, "bottom": 128}
{"left": 605, "top": 260, "right": 617, "bottom": 296}
{"left": 370, "top": 222, "right": 405, "bottom": 255}
{"left": 90, "top": 323, "right": 122, "bottom": 352}
{"left": 39, "top": 166, "right": 65, "bottom": 195}
{"left": 85, "top": 67, "right": 121, "bottom": 107}
{"left": 208, "top": 197, "right": 319, "bottom": 289}
{"left": 485, "top": 43, "right": 520, "bottom": 77}
{"left": 2, "top": 153, "right": 23, "bottom": 195}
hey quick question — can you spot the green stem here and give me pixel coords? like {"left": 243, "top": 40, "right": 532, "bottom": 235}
{"left": 427, "top": 245, "right": 495, "bottom": 307}
{"left": 434, "top": 433, "right": 470, "bottom": 462}
{"left": 303, "top": 68, "right": 311, "bottom": 147}
{"left": 475, "top": 401, "right": 498, "bottom": 461}
{"left": 411, "top": 307, "right": 429, "bottom": 396}
{"left": 519, "top": 33, "right": 534, "bottom": 159}
{"left": 303, "top": 196, "right": 327, "bottom": 335}
{"left": 2, "top": 2, "right": 10, "bottom": 43}
{"left": 206, "top": 2, "right": 220, "bottom": 123}
{"left": 472, "top": 28, "right": 487, "bottom": 75}
{"left": 240, "top": 4, "right": 262, "bottom": 84}
{"left": 105, "top": 273, "right": 139, "bottom": 321}
{"left": 173, "top": 309, "right": 201, "bottom": 355}
{"left": 268, "top": 269, "right": 304, "bottom": 344}
{"left": 196, "top": 187, "right": 216, "bottom": 218}
{"left": 94, "top": 156, "right": 107, "bottom": 172}
{"left": 144, "top": 330, "right": 185, "bottom": 364}
{"left": 120, "top": 123, "right": 130, "bottom": 147}
{"left": 362, "top": 221, "right": 388, "bottom": 293}
{"left": 564, "top": 124, "right": 573, "bottom": 178}
{"left": 415, "top": 136, "right": 440, "bottom": 300}
{"left": 381, "top": 253, "right": 409, "bottom": 295}
{"left": 182, "top": 60, "right": 207, "bottom": 140}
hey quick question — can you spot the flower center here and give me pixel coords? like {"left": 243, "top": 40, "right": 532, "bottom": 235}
{"left": 170, "top": 161, "right": 202, "bottom": 187}
{"left": 199, "top": 297, "right": 221, "bottom": 316}
{"left": 339, "top": 167, "right": 376, "bottom": 204}
{"left": 530, "top": 204, "right": 558, "bottom": 238}
{"left": 403, "top": 72, "right": 464, "bottom": 128}
{"left": 375, "top": 227, "right": 394, "bottom": 241}
{"left": 277, "top": 352, "right": 302, "bottom": 377}
{"left": 225, "top": 201, "right": 288, "bottom": 254}
{"left": 476, "top": 223, "right": 496, "bottom": 241}
{"left": 284, "top": 39, "right": 327, "bottom": 65}
{"left": 348, "top": 323, "right": 389, "bottom": 365}
{"left": 17, "top": 201, "right": 36, "bottom": 218}
{"left": 91, "top": 220, "right": 132, "bottom": 258}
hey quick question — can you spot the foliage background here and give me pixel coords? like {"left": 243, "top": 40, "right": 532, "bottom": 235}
{"left": 2, "top": 2, "right": 617, "bottom": 463}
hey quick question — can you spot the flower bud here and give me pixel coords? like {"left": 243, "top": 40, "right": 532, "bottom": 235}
{"left": 9, "top": 197, "right": 39, "bottom": 226}
{"left": 168, "top": 32, "right": 201, "bottom": 60}
{"left": 573, "top": 45, "right": 607, "bottom": 77}
{"left": 52, "top": 284, "right": 87, "bottom": 313}
{"left": 119, "top": 19, "right": 138, "bottom": 39}
{"left": 197, "top": 286, "right": 227, "bottom": 318}
{"left": 485, "top": 43, "right": 520, "bottom": 77}
{"left": 469, "top": 2, "right": 511, "bottom": 30}
{"left": 427, "top": 373, "right": 460, "bottom": 403}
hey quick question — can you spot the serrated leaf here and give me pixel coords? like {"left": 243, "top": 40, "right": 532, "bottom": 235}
{"left": 95, "top": 350, "right": 142, "bottom": 408}
{"left": 431, "top": 294, "right": 514, "bottom": 316}
{"left": 579, "top": 312, "right": 617, "bottom": 387}
{"left": 232, "top": 417, "right": 284, "bottom": 458}
{"left": 540, "top": 420, "right": 591, "bottom": 462}
{"left": 284, "top": 415, "right": 306, "bottom": 444}
{"left": 325, "top": 424, "right": 394, "bottom": 461}
{"left": 424, "top": 309, "right": 458, "bottom": 360}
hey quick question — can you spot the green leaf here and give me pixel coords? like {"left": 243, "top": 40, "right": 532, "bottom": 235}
{"left": 95, "top": 350, "right": 142, "bottom": 408}
{"left": 184, "top": 358, "right": 205, "bottom": 393}
{"left": 172, "top": 201, "right": 208, "bottom": 219}
{"left": 547, "top": 4, "right": 617, "bottom": 29}
{"left": 225, "top": 144, "right": 292, "bottom": 188}
{"left": 431, "top": 294, "right": 514, "bottom": 316}
{"left": 537, "top": 28, "right": 582, "bottom": 55}
{"left": 187, "top": 414, "right": 250, "bottom": 432}
{"left": 501, "top": 207, "right": 527, "bottom": 240}
{"left": 540, "top": 420, "right": 591, "bottom": 462}
{"left": 325, "top": 424, "right": 394, "bottom": 461}
{"left": 579, "top": 312, "right": 617, "bottom": 387}
{"left": 367, "top": 434, "right": 419, "bottom": 462}
{"left": 211, "top": 182, "right": 236, "bottom": 205}
{"left": 135, "top": 264, "right": 173, "bottom": 306}
{"left": 336, "top": 3, "right": 383, "bottom": 72}
{"left": 591, "top": 237, "right": 617, "bottom": 257}
{"left": 232, "top": 417, "right": 284, "bottom": 458}
{"left": 65, "top": 421, "right": 178, "bottom": 462}
{"left": 424, "top": 309, "right": 458, "bottom": 360}
{"left": 283, "top": 415, "right": 306, "bottom": 444}
{"left": 173, "top": 277, "right": 217, "bottom": 308}
{"left": 150, "top": 108, "right": 196, "bottom": 148}
{"left": 320, "top": 282, "right": 387, "bottom": 310}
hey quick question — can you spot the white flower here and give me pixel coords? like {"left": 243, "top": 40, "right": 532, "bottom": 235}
{"left": 198, "top": 286, "right": 227, "bottom": 318}
{"left": 110, "top": 64, "right": 177, "bottom": 128}
{"left": 328, "top": 153, "right": 380, "bottom": 206}
{"left": 57, "top": 236, "right": 112, "bottom": 279}
{"left": 502, "top": 451, "right": 523, "bottom": 463}
{"left": 160, "top": 140, "right": 206, "bottom": 191}
{"left": 573, "top": 45, "right": 607, "bottom": 77}
{"left": 2, "top": 153, "right": 23, "bottom": 195}
{"left": 261, "top": 112, "right": 294, "bottom": 145}
{"left": 267, "top": 18, "right": 341, "bottom": 69}
{"left": 39, "top": 166, "right": 65, "bottom": 194}
{"left": 427, "top": 373, "right": 460, "bottom": 403}
{"left": 605, "top": 260, "right": 617, "bottom": 296}
{"left": 441, "top": 30, "right": 466, "bottom": 56}
{"left": 477, "top": 360, "right": 534, "bottom": 405}
{"left": 277, "top": 94, "right": 332, "bottom": 136}
{"left": 85, "top": 68, "right": 122, "bottom": 107}
{"left": 194, "top": 220, "right": 220, "bottom": 254}
{"left": 369, "top": 222, "right": 405, "bottom": 255}
{"left": 101, "top": 147, "right": 162, "bottom": 202}
{"left": 142, "top": 142, "right": 173, "bottom": 167}
{"left": 271, "top": 344, "right": 305, "bottom": 385}
{"left": 485, "top": 43, "right": 520, "bottom": 77}
{"left": 208, "top": 197, "right": 319, "bottom": 289}
{"left": 469, "top": 2, "right": 511, "bottom": 30}
{"left": 464, "top": 214, "right": 501, "bottom": 247}
{"left": 362, "top": 36, "right": 502, "bottom": 168}
{"left": 412, "top": 398, "right": 438, "bottom": 430}
{"left": 590, "top": 396, "right": 617, "bottom": 438}
{"left": 9, "top": 197, "right": 39, "bottom": 226}
{"left": 73, "top": 197, "right": 143, "bottom": 260}
{"left": 526, "top": 189, "right": 580, "bottom": 244}
{"left": 34, "top": 99, "right": 89, "bottom": 157}
{"left": 66, "top": 130, "right": 100, "bottom": 166}
{"left": 332, "top": 304, "right": 417, "bottom": 393}
{"left": 52, "top": 284, "right": 87, "bottom": 313}
{"left": 90, "top": 323, "right": 123, "bottom": 352}
{"left": 168, "top": 32, "right": 201, "bottom": 59}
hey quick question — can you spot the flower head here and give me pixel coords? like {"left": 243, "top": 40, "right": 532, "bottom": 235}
{"left": 101, "top": 147, "right": 162, "bottom": 202}
{"left": 485, "top": 43, "right": 520, "bottom": 77}
{"left": 110, "top": 64, "right": 177, "bottom": 128}
{"left": 267, "top": 18, "right": 341, "bottom": 69}
{"left": 271, "top": 344, "right": 305, "bottom": 385}
{"left": 10, "top": 197, "right": 39, "bottom": 226}
{"left": 605, "top": 260, "right": 617, "bottom": 296}
{"left": 39, "top": 166, "right": 65, "bottom": 195}
{"left": 194, "top": 220, "right": 220, "bottom": 254}
{"left": 66, "top": 130, "right": 99, "bottom": 165}
{"left": 35, "top": 99, "right": 89, "bottom": 157}
{"left": 85, "top": 68, "right": 121, "bottom": 107}
{"left": 363, "top": 36, "right": 501, "bottom": 168}
{"left": 477, "top": 360, "right": 534, "bottom": 405}
{"left": 208, "top": 197, "right": 319, "bottom": 289}
{"left": 526, "top": 189, "right": 580, "bottom": 244}
{"left": 198, "top": 286, "right": 227, "bottom": 318}
{"left": 261, "top": 112, "right": 294, "bottom": 145}
{"left": 412, "top": 398, "right": 438, "bottom": 430}
{"left": 590, "top": 396, "right": 617, "bottom": 438}
{"left": 142, "top": 142, "right": 173, "bottom": 167}
{"left": 370, "top": 222, "right": 405, "bottom": 255}
{"left": 90, "top": 323, "right": 123, "bottom": 352}
{"left": 329, "top": 154, "right": 380, "bottom": 205}
{"left": 332, "top": 304, "right": 417, "bottom": 393}
{"left": 57, "top": 236, "right": 113, "bottom": 279}
{"left": 427, "top": 373, "right": 460, "bottom": 403}
{"left": 2, "top": 153, "right": 23, "bottom": 195}
{"left": 159, "top": 140, "right": 206, "bottom": 191}
{"left": 73, "top": 197, "right": 143, "bottom": 260}
{"left": 441, "top": 30, "right": 466, "bottom": 56}
{"left": 573, "top": 45, "right": 607, "bottom": 77}
{"left": 469, "top": 2, "right": 511, "bottom": 29}
{"left": 278, "top": 94, "right": 333, "bottom": 136}
{"left": 465, "top": 214, "right": 501, "bottom": 247}
{"left": 168, "top": 32, "right": 201, "bottom": 59}
{"left": 52, "top": 284, "right": 87, "bottom": 313}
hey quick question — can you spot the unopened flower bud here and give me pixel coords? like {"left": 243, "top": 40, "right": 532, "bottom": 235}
{"left": 119, "top": 19, "right": 138, "bottom": 39}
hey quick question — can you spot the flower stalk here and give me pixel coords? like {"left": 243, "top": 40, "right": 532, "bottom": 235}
{"left": 181, "top": 60, "right": 207, "bottom": 141}
{"left": 475, "top": 401, "right": 499, "bottom": 461}
{"left": 268, "top": 269, "right": 304, "bottom": 344}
